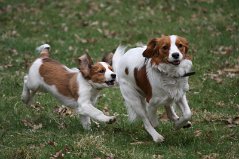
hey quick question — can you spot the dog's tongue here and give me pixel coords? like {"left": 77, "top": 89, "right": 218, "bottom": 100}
{"left": 172, "top": 60, "right": 180, "bottom": 65}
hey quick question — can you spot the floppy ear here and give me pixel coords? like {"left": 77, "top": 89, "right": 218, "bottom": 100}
{"left": 179, "top": 36, "right": 189, "bottom": 53}
{"left": 78, "top": 53, "right": 94, "bottom": 79}
{"left": 143, "top": 38, "right": 159, "bottom": 58}
{"left": 102, "top": 52, "right": 113, "bottom": 66}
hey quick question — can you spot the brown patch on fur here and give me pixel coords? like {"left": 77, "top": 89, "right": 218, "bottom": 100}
{"left": 90, "top": 62, "right": 106, "bottom": 83}
{"left": 144, "top": 36, "right": 171, "bottom": 65}
{"left": 39, "top": 58, "right": 79, "bottom": 100}
{"left": 108, "top": 66, "right": 113, "bottom": 71}
{"left": 102, "top": 53, "right": 113, "bottom": 66}
{"left": 134, "top": 65, "right": 152, "bottom": 103}
{"left": 125, "top": 67, "right": 129, "bottom": 75}
{"left": 78, "top": 54, "right": 94, "bottom": 79}
{"left": 176, "top": 36, "right": 191, "bottom": 60}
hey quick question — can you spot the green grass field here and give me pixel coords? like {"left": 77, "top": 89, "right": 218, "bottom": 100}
{"left": 0, "top": 0, "right": 239, "bottom": 158}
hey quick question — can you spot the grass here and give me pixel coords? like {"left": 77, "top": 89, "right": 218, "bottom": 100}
{"left": 0, "top": 0, "right": 239, "bottom": 158}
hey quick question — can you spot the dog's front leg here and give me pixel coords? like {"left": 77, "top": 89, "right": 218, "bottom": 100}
{"left": 174, "top": 95, "right": 192, "bottom": 129}
{"left": 76, "top": 100, "right": 116, "bottom": 124}
{"left": 164, "top": 103, "right": 179, "bottom": 122}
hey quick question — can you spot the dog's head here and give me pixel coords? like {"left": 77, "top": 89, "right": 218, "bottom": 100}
{"left": 78, "top": 53, "right": 116, "bottom": 88}
{"left": 143, "top": 35, "right": 191, "bottom": 66}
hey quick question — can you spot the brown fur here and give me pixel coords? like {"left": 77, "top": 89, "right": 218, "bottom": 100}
{"left": 102, "top": 53, "right": 113, "bottom": 66}
{"left": 134, "top": 65, "right": 152, "bottom": 103}
{"left": 90, "top": 63, "right": 107, "bottom": 83}
{"left": 143, "top": 36, "right": 190, "bottom": 65}
{"left": 175, "top": 36, "right": 191, "bottom": 60}
{"left": 39, "top": 58, "right": 79, "bottom": 100}
{"left": 143, "top": 36, "right": 171, "bottom": 65}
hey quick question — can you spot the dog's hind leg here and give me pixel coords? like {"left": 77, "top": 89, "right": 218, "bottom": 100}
{"left": 120, "top": 83, "right": 164, "bottom": 143}
{"left": 147, "top": 105, "right": 159, "bottom": 128}
{"left": 21, "top": 75, "right": 31, "bottom": 105}
{"left": 80, "top": 115, "right": 91, "bottom": 130}
{"left": 165, "top": 103, "right": 179, "bottom": 122}
{"left": 21, "top": 75, "right": 38, "bottom": 105}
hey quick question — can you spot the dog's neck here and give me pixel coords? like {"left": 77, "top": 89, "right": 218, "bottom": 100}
{"left": 146, "top": 59, "right": 194, "bottom": 78}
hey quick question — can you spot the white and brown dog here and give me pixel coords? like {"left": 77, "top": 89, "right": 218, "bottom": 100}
{"left": 112, "top": 35, "right": 194, "bottom": 143}
{"left": 21, "top": 44, "right": 116, "bottom": 130}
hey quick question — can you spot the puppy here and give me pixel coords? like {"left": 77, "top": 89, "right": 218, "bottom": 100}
{"left": 21, "top": 44, "right": 116, "bottom": 130}
{"left": 112, "top": 35, "right": 193, "bottom": 142}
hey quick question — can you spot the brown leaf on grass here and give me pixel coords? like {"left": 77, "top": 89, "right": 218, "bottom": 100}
{"left": 54, "top": 105, "right": 75, "bottom": 117}
{"left": 194, "top": 130, "right": 202, "bottom": 137}
{"left": 211, "top": 46, "right": 232, "bottom": 55}
{"left": 223, "top": 67, "right": 239, "bottom": 74}
{"left": 48, "top": 141, "right": 57, "bottom": 147}
{"left": 21, "top": 119, "right": 42, "bottom": 131}
{"left": 153, "top": 154, "right": 164, "bottom": 159}
{"left": 226, "top": 116, "right": 239, "bottom": 128}
{"left": 51, "top": 150, "right": 64, "bottom": 159}
{"left": 202, "top": 153, "right": 219, "bottom": 159}
{"left": 30, "top": 102, "right": 44, "bottom": 111}
{"left": 233, "top": 117, "right": 239, "bottom": 125}
{"left": 206, "top": 72, "right": 223, "bottom": 83}
{"left": 74, "top": 34, "right": 97, "bottom": 44}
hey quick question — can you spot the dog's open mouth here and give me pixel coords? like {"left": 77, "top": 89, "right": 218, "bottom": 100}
{"left": 105, "top": 80, "right": 115, "bottom": 86}
{"left": 170, "top": 60, "right": 180, "bottom": 66}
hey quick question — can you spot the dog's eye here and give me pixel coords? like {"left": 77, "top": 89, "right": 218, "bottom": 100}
{"left": 178, "top": 44, "right": 183, "bottom": 48}
{"left": 162, "top": 46, "right": 168, "bottom": 50}
{"left": 99, "top": 70, "right": 105, "bottom": 73}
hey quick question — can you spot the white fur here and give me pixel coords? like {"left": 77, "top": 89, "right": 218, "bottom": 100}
{"left": 168, "top": 35, "right": 183, "bottom": 62}
{"left": 113, "top": 36, "right": 193, "bottom": 143}
{"left": 21, "top": 44, "right": 116, "bottom": 130}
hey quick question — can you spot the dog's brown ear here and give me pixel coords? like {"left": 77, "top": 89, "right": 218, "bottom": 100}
{"left": 143, "top": 38, "right": 159, "bottom": 58}
{"left": 78, "top": 53, "right": 94, "bottom": 79}
{"left": 102, "top": 52, "right": 114, "bottom": 66}
{"left": 178, "top": 36, "right": 189, "bottom": 54}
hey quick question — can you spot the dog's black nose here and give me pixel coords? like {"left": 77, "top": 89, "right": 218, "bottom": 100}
{"left": 172, "top": 53, "right": 179, "bottom": 59}
{"left": 111, "top": 74, "right": 116, "bottom": 79}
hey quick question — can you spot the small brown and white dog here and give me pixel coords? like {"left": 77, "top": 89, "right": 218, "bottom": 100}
{"left": 21, "top": 44, "right": 116, "bottom": 130}
{"left": 112, "top": 35, "right": 194, "bottom": 143}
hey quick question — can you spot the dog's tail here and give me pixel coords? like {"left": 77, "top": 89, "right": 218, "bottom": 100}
{"left": 36, "top": 44, "right": 51, "bottom": 58}
{"left": 112, "top": 45, "right": 126, "bottom": 75}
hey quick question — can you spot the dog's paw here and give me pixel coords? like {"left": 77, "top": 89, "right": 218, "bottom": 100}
{"left": 183, "top": 121, "right": 192, "bottom": 128}
{"left": 153, "top": 134, "right": 164, "bottom": 143}
{"left": 106, "top": 116, "right": 116, "bottom": 124}
{"left": 175, "top": 120, "right": 192, "bottom": 130}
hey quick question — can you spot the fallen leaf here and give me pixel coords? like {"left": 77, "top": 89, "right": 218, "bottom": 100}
{"left": 54, "top": 105, "right": 75, "bottom": 117}
{"left": 153, "top": 154, "right": 164, "bottom": 159}
{"left": 51, "top": 150, "right": 64, "bottom": 159}
{"left": 211, "top": 45, "right": 232, "bottom": 55}
{"left": 223, "top": 68, "right": 239, "bottom": 74}
{"left": 21, "top": 119, "right": 42, "bottom": 131}
{"left": 232, "top": 116, "right": 239, "bottom": 125}
{"left": 48, "top": 141, "right": 57, "bottom": 147}
{"left": 194, "top": 130, "right": 202, "bottom": 137}
{"left": 202, "top": 153, "right": 219, "bottom": 159}
{"left": 225, "top": 116, "right": 239, "bottom": 128}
